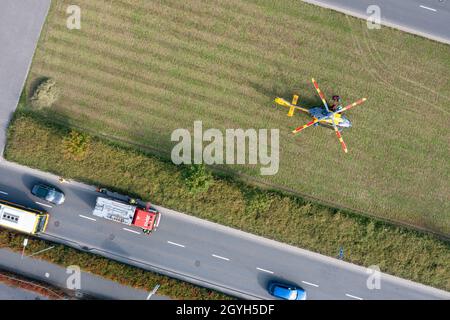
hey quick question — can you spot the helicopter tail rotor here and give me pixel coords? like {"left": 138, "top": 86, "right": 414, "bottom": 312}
{"left": 274, "top": 96, "right": 309, "bottom": 116}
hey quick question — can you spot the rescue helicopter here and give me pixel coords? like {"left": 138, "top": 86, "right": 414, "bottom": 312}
{"left": 274, "top": 78, "right": 367, "bottom": 153}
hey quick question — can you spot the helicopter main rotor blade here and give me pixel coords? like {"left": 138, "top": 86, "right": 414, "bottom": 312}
{"left": 335, "top": 98, "right": 367, "bottom": 114}
{"left": 330, "top": 114, "right": 348, "bottom": 153}
{"left": 312, "top": 78, "right": 330, "bottom": 112}
{"left": 292, "top": 119, "right": 319, "bottom": 134}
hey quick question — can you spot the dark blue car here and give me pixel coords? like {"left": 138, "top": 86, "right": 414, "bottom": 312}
{"left": 268, "top": 282, "right": 307, "bottom": 300}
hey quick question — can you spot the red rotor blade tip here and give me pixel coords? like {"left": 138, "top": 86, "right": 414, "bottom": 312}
{"left": 292, "top": 119, "right": 317, "bottom": 134}
{"left": 334, "top": 128, "right": 348, "bottom": 153}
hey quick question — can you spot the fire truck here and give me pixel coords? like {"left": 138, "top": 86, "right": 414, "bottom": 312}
{"left": 92, "top": 189, "right": 161, "bottom": 234}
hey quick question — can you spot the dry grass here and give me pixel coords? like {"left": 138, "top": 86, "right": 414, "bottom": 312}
{"left": 26, "top": 0, "right": 450, "bottom": 234}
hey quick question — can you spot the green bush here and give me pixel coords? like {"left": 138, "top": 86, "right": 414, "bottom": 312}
{"left": 183, "top": 164, "right": 214, "bottom": 194}
{"left": 62, "top": 130, "right": 91, "bottom": 161}
{"left": 30, "top": 78, "right": 59, "bottom": 109}
{"left": 244, "top": 189, "right": 273, "bottom": 220}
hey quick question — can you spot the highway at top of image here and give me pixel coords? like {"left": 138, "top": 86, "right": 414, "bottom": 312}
{"left": 303, "top": 0, "right": 450, "bottom": 44}
{"left": 0, "top": 160, "right": 449, "bottom": 300}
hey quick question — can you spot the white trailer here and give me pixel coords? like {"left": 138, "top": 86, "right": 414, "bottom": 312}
{"left": 92, "top": 196, "right": 160, "bottom": 234}
{"left": 92, "top": 197, "right": 135, "bottom": 225}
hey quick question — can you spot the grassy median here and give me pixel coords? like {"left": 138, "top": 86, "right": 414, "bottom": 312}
{"left": 26, "top": 0, "right": 450, "bottom": 235}
{"left": 4, "top": 112, "right": 450, "bottom": 291}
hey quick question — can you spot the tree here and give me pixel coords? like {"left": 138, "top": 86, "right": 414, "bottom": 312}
{"left": 183, "top": 164, "right": 214, "bottom": 194}
{"left": 62, "top": 130, "right": 91, "bottom": 161}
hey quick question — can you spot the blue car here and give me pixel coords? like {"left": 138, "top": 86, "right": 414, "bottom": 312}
{"left": 268, "top": 282, "right": 307, "bottom": 300}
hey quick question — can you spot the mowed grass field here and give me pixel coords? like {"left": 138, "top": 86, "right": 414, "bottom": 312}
{"left": 27, "top": 0, "right": 450, "bottom": 234}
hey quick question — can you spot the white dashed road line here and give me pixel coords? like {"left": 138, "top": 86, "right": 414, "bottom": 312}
{"left": 419, "top": 5, "right": 437, "bottom": 12}
{"left": 0, "top": 191, "right": 8, "bottom": 195}
{"left": 256, "top": 267, "right": 274, "bottom": 274}
{"left": 346, "top": 293, "right": 363, "bottom": 300}
{"left": 35, "top": 201, "right": 52, "bottom": 208}
{"left": 302, "top": 281, "right": 319, "bottom": 287}
{"left": 167, "top": 241, "right": 185, "bottom": 248}
{"left": 79, "top": 214, "right": 96, "bottom": 221}
{"left": 212, "top": 254, "right": 230, "bottom": 261}
{"left": 123, "top": 228, "right": 140, "bottom": 234}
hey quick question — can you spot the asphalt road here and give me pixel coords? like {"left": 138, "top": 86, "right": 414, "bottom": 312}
{"left": 0, "top": 283, "right": 48, "bottom": 300}
{"left": 303, "top": 0, "right": 450, "bottom": 44}
{"left": 0, "top": 0, "right": 51, "bottom": 156}
{"left": 0, "top": 160, "right": 449, "bottom": 300}
{"left": 0, "top": 248, "right": 168, "bottom": 300}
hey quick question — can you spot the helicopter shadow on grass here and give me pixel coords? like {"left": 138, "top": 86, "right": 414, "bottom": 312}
{"left": 248, "top": 79, "right": 325, "bottom": 112}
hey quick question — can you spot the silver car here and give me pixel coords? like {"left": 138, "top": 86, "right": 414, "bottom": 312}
{"left": 31, "top": 184, "right": 65, "bottom": 205}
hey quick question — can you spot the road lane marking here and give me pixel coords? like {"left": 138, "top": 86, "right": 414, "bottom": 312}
{"left": 256, "top": 267, "right": 274, "bottom": 274}
{"left": 212, "top": 254, "right": 230, "bottom": 261}
{"left": 123, "top": 228, "right": 140, "bottom": 234}
{"left": 79, "top": 214, "right": 96, "bottom": 221}
{"left": 0, "top": 191, "right": 8, "bottom": 195}
{"left": 302, "top": 281, "right": 319, "bottom": 287}
{"left": 167, "top": 241, "right": 185, "bottom": 248}
{"left": 35, "top": 201, "right": 52, "bottom": 208}
{"left": 346, "top": 293, "right": 363, "bottom": 300}
{"left": 419, "top": 5, "right": 437, "bottom": 12}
